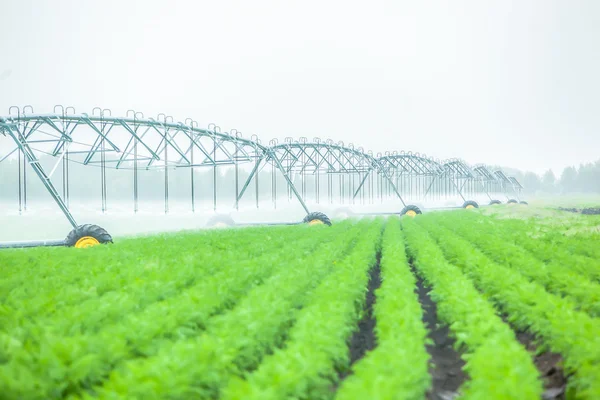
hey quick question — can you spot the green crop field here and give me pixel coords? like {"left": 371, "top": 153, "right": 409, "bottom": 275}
{"left": 1, "top": 207, "right": 600, "bottom": 400}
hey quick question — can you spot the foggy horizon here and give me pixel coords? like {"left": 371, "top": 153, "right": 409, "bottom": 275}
{"left": 1, "top": 0, "right": 599, "bottom": 176}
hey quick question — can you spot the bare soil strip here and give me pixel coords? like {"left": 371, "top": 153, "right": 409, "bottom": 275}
{"left": 412, "top": 263, "right": 467, "bottom": 400}
{"left": 337, "top": 251, "right": 382, "bottom": 383}
{"left": 558, "top": 207, "right": 600, "bottom": 215}
{"left": 514, "top": 331, "right": 567, "bottom": 400}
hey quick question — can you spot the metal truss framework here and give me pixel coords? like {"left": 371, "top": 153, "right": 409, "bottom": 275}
{"left": 253, "top": 139, "right": 408, "bottom": 208}
{"left": 0, "top": 107, "right": 525, "bottom": 227}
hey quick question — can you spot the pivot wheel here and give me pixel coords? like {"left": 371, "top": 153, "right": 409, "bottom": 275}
{"left": 520, "top": 201, "right": 529, "bottom": 205}
{"left": 462, "top": 200, "right": 479, "bottom": 209}
{"left": 489, "top": 200, "right": 502, "bottom": 205}
{"left": 206, "top": 215, "right": 236, "bottom": 228}
{"left": 65, "top": 224, "right": 113, "bottom": 248}
{"left": 507, "top": 199, "right": 518, "bottom": 204}
{"left": 302, "top": 211, "right": 332, "bottom": 226}
{"left": 400, "top": 205, "right": 422, "bottom": 218}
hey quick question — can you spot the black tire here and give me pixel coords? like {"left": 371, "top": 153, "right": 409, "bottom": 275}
{"left": 302, "top": 211, "right": 332, "bottom": 226}
{"left": 206, "top": 215, "right": 236, "bottom": 228}
{"left": 507, "top": 199, "right": 518, "bottom": 204}
{"left": 489, "top": 199, "right": 502, "bottom": 205}
{"left": 400, "top": 204, "right": 422, "bottom": 217}
{"left": 65, "top": 224, "right": 113, "bottom": 247}
{"left": 520, "top": 201, "right": 529, "bottom": 205}
{"left": 462, "top": 200, "right": 479, "bottom": 209}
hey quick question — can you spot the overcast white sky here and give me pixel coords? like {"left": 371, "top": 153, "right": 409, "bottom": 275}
{"left": 1, "top": 0, "right": 599, "bottom": 175}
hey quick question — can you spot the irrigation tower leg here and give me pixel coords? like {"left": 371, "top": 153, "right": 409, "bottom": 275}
{"left": 352, "top": 169, "right": 372, "bottom": 199}
{"left": 450, "top": 177, "right": 467, "bottom": 203}
{"left": 4, "top": 127, "right": 78, "bottom": 229}
{"left": 422, "top": 173, "right": 440, "bottom": 200}
{"left": 236, "top": 157, "right": 264, "bottom": 206}
{"left": 477, "top": 178, "right": 493, "bottom": 202}
{"left": 269, "top": 151, "right": 310, "bottom": 214}
{"left": 375, "top": 165, "right": 407, "bottom": 208}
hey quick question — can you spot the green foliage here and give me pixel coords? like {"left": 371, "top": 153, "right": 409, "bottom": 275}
{"left": 435, "top": 211, "right": 600, "bottom": 316}
{"left": 402, "top": 217, "right": 543, "bottom": 400}
{"left": 537, "top": 228, "right": 600, "bottom": 260}
{"left": 87, "top": 221, "right": 367, "bottom": 399}
{"left": 460, "top": 213, "right": 600, "bottom": 282}
{"left": 417, "top": 212, "right": 600, "bottom": 399}
{"left": 221, "top": 219, "right": 384, "bottom": 400}
{"left": 0, "top": 223, "right": 348, "bottom": 399}
{"left": 334, "top": 217, "right": 430, "bottom": 400}
{"left": 1, "top": 212, "right": 600, "bottom": 399}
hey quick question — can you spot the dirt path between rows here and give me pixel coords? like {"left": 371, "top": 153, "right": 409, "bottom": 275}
{"left": 515, "top": 331, "right": 567, "bottom": 399}
{"left": 335, "top": 251, "right": 382, "bottom": 385}
{"left": 558, "top": 207, "right": 600, "bottom": 215}
{"left": 413, "top": 264, "right": 466, "bottom": 400}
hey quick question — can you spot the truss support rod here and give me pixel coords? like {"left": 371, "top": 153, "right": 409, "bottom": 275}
{"left": 315, "top": 170, "right": 320, "bottom": 205}
{"left": 477, "top": 178, "right": 493, "bottom": 201}
{"left": 375, "top": 163, "right": 407, "bottom": 208}
{"left": 5, "top": 127, "right": 77, "bottom": 228}
{"left": 510, "top": 183, "right": 521, "bottom": 202}
{"left": 352, "top": 170, "right": 371, "bottom": 199}
{"left": 22, "top": 151, "right": 27, "bottom": 211}
{"left": 213, "top": 139, "right": 217, "bottom": 212}
{"left": 459, "top": 178, "right": 469, "bottom": 194}
{"left": 268, "top": 151, "right": 310, "bottom": 215}
{"left": 235, "top": 153, "right": 239, "bottom": 211}
{"left": 62, "top": 149, "right": 70, "bottom": 208}
{"left": 101, "top": 139, "right": 107, "bottom": 213}
{"left": 133, "top": 138, "right": 139, "bottom": 213}
{"left": 450, "top": 176, "right": 467, "bottom": 202}
{"left": 164, "top": 143, "right": 169, "bottom": 214}
{"left": 422, "top": 172, "right": 442, "bottom": 200}
{"left": 191, "top": 142, "right": 195, "bottom": 213}
{"left": 236, "top": 156, "right": 264, "bottom": 204}
{"left": 271, "top": 161, "right": 277, "bottom": 209}
{"left": 499, "top": 181, "right": 509, "bottom": 201}
{"left": 18, "top": 149, "right": 22, "bottom": 214}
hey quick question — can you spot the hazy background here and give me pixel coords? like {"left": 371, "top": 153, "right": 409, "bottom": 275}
{"left": 1, "top": 0, "right": 599, "bottom": 175}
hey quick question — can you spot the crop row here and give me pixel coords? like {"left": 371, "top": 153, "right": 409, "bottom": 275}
{"left": 473, "top": 214, "right": 600, "bottom": 282}
{"left": 221, "top": 218, "right": 384, "bottom": 399}
{"left": 334, "top": 217, "right": 430, "bottom": 400}
{"left": 417, "top": 212, "right": 600, "bottom": 398}
{"left": 86, "top": 220, "right": 372, "bottom": 399}
{"left": 402, "top": 217, "right": 542, "bottom": 399}
{"left": 0, "top": 224, "right": 288, "bottom": 293}
{"left": 0, "top": 222, "right": 355, "bottom": 399}
{"left": 435, "top": 212, "right": 600, "bottom": 316}
{"left": 2, "top": 211, "right": 599, "bottom": 399}
{"left": 1, "top": 225, "right": 326, "bottom": 337}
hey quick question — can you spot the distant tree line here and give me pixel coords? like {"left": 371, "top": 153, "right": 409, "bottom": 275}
{"left": 497, "top": 159, "right": 600, "bottom": 195}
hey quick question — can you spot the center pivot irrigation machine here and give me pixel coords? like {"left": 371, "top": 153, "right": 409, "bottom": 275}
{"left": 0, "top": 106, "right": 526, "bottom": 249}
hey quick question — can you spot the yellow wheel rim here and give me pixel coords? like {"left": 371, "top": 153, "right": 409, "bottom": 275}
{"left": 466, "top": 205, "right": 475, "bottom": 209}
{"left": 308, "top": 219, "right": 324, "bottom": 226}
{"left": 405, "top": 210, "right": 417, "bottom": 217}
{"left": 75, "top": 236, "right": 100, "bottom": 248}
{"left": 213, "top": 222, "right": 228, "bottom": 228}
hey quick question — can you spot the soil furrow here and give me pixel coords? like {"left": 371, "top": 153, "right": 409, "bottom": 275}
{"left": 496, "top": 314, "right": 567, "bottom": 399}
{"left": 558, "top": 207, "right": 600, "bottom": 215}
{"left": 338, "top": 250, "right": 382, "bottom": 382}
{"left": 515, "top": 331, "right": 567, "bottom": 399}
{"left": 412, "top": 263, "right": 466, "bottom": 400}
